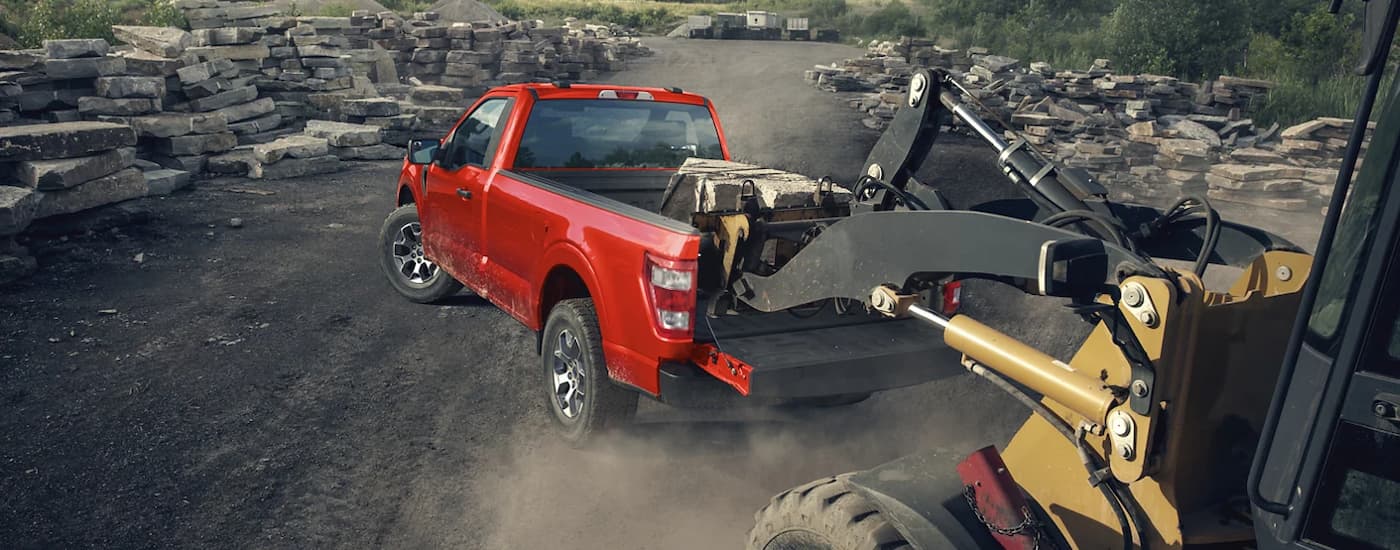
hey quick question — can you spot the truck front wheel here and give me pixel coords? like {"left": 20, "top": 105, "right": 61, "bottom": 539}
{"left": 378, "top": 204, "right": 463, "bottom": 303}
{"left": 542, "top": 298, "right": 638, "bottom": 446}
{"left": 748, "top": 475, "right": 911, "bottom": 550}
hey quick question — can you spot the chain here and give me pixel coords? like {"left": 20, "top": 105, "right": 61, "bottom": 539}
{"left": 963, "top": 485, "right": 1044, "bottom": 549}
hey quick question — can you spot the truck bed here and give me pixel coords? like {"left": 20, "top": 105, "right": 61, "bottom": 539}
{"left": 520, "top": 168, "right": 963, "bottom": 402}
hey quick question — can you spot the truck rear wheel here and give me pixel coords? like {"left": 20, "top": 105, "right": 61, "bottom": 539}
{"left": 749, "top": 474, "right": 911, "bottom": 550}
{"left": 379, "top": 204, "right": 463, "bottom": 303}
{"left": 542, "top": 298, "right": 638, "bottom": 446}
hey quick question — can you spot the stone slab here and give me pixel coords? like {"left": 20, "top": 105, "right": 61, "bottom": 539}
{"left": 35, "top": 168, "right": 148, "bottom": 218}
{"left": 0, "top": 122, "right": 137, "bottom": 162}
{"left": 113, "top": 26, "right": 193, "bottom": 58}
{"left": 144, "top": 169, "right": 193, "bottom": 196}
{"left": 177, "top": 58, "right": 238, "bottom": 84}
{"left": 254, "top": 135, "right": 330, "bottom": 163}
{"left": 186, "top": 85, "right": 259, "bottom": 112}
{"left": 249, "top": 154, "right": 343, "bottom": 179}
{"left": 0, "top": 185, "right": 39, "bottom": 235}
{"left": 97, "top": 112, "right": 229, "bottom": 138}
{"left": 146, "top": 132, "right": 237, "bottom": 156}
{"left": 44, "top": 56, "right": 126, "bottom": 79}
{"left": 187, "top": 44, "right": 271, "bottom": 61}
{"left": 342, "top": 98, "right": 401, "bottom": 117}
{"left": 305, "top": 120, "right": 381, "bottom": 147}
{"left": 331, "top": 143, "right": 405, "bottom": 160}
{"left": 215, "top": 97, "right": 276, "bottom": 123}
{"left": 77, "top": 96, "right": 163, "bottom": 116}
{"left": 3, "top": 147, "right": 135, "bottom": 190}
{"left": 45, "top": 39, "right": 109, "bottom": 60}
{"left": 96, "top": 76, "right": 167, "bottom": 99}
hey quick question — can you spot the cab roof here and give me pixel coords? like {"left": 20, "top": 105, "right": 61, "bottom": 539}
{"left": 494, "top": 82, "right": 710, "bottom": 106}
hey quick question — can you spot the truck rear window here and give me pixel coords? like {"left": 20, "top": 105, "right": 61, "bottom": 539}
{"left": 514, "top": 99, "right": 725, "bottom": 169}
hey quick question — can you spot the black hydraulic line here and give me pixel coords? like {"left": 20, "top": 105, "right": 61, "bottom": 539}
{"left": 1248, "top": 1, "right": 1398, "bottom": 516}
{"left": 854, "top": 176, "right": 931, "bottom": 210}
{"left": 963, "top": 360, "right": 1142, "bottom": 550}
{"left": 1042, "top": 210, "right": 1134, "bottom": 249}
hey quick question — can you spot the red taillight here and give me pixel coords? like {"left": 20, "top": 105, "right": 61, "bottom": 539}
{"left": 941, "top": 281, "right": 962, "bottom": 314}
{"left": 645, "top": 253, "right": 696, "bottom": 339}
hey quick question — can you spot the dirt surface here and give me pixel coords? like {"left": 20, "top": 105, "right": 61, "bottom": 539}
{"left": 0, "top": 38, "right": 1318, "bottom": 549}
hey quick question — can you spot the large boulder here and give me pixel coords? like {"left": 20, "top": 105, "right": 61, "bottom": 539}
{"left": 0, "top": 122, "right": 137, "bottom": 162}
{"left": 112, "top": 26, "right": 193, "bottom": 58}
{"left": 3, "top": 148, "right": 136, "bottom": 190}
{"left": 35, "top": 168, "right": 148, "bottom": 218}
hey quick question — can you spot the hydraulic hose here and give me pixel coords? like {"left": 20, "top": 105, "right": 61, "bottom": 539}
{"left": 964, "top": 360, "right": 1147, "bottom": 550}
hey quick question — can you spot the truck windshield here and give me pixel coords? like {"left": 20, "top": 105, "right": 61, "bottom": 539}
{"left": 513, "top": 99, "right": 725, "bottom": 169}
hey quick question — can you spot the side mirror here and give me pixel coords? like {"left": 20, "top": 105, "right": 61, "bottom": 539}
{"left": 408, "top": 139, "right": 440, "bottom": 165}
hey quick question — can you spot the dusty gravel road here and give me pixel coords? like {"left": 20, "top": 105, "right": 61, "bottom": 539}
{"left": 1, "top": 37, "right": 1283, "bottom": 549}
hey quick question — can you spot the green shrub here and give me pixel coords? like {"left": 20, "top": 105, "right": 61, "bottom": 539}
{"left": 140, "top": 0, "right": 187, "bottom": 28}
{"left": 19, "top": 0, "right": 120, "bottom": 47}
{"left": 318, "top": 3, "right": 356, "bottom": 17}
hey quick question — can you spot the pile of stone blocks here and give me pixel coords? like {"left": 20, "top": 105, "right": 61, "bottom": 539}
{"left": 1277, "top": 117, "right": 1373, "bottom": 168}
{"left": 0, "top": 122, "right": 149, "bottom": 278}
{"left": 18, "top": 39, "right": 128, "bottom": 124}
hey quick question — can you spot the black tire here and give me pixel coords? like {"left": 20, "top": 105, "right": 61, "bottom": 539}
{"left": 542, "top": 298, "right": 638, "bottom": 446}
{"left": 378, "top": 204, "right": 463, "bottom": 303}
{"left": 780, "top": 393, "right": 873, "bottom": 408}
{"left": 748, "top": 474, "right": 912, "bottom": 550}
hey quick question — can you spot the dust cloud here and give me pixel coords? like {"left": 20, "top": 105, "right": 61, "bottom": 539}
{"left": 475, "top": 376, "right": 1028, "bottom": 549}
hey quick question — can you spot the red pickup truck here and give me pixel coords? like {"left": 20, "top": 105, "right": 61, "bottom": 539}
{"left": 377, "top": 82, "right": 961, "bottom": 443}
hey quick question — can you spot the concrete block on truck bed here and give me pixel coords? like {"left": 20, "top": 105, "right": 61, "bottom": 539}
{"left": 661, "top": 158, "right": 852, "bottom": 220}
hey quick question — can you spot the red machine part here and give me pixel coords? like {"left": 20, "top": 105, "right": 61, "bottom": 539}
{"left": 956, "top": 446, "right": 1042, "bottom": 550}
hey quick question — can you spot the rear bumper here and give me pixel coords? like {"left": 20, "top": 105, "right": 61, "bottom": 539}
{"left": 656, "top": 318, "right": 965, "bottom": 407}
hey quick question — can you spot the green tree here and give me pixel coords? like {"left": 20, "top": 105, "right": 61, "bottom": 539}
{"left": 1279, "top": 5, "right": 1356, "bottom": 83}
{"left": 1106, "top": 0, "right": 1251, "bottom": 79}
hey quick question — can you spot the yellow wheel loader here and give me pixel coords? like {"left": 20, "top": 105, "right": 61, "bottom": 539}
{"left": 710, "top": 2, "right": 1400, "bottom": 548}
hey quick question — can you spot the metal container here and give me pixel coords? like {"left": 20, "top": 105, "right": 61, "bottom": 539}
{"left": 785, "top": 17, "right": 809, "bottom": 31}
{"left": 715, "top": 12, "right": 744, "bottom": 28}
{"left": 746, "top": 10, "right": 780, "bottom": 29}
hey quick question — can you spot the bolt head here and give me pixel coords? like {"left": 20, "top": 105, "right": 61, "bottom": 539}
{"left": 1122, "top": 285, "right": 1144, "bottom": 307}
{"left": 1138, "top": 310, "right": 1158, "bottom": 326}
{"left": 1276, "top": 265, "right": 1293, "bottom": 281}
{"left": 1110, "top": 415, "right": 1131, "bottom": 437}
{"left": 1118, "top": 444, "right": 1134, "bottom": 459}
{"left": 1131, "top": 380, "right": 1149, "bottom": 398}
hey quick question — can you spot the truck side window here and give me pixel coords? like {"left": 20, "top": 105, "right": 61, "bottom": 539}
{"left": 443, "top": 98, "right": 511, "bottom": 170}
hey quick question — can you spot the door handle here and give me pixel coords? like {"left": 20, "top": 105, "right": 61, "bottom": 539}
{"left": 456, "top": 188, "right": 473, "bottom": 200}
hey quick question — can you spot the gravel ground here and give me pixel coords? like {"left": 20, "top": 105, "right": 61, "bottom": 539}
{"left": 0, "top": 37, "right": 1320, "bottom": 549}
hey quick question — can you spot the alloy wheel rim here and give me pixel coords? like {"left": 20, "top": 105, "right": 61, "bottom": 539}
{"left": 391, "top": 221, "right": 438, "bottom": 285}
{"left": 552, "top": 329, "right": 586, "bottom": 419}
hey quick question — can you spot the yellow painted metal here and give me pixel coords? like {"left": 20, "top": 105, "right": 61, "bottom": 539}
{"left": 999, "top": 251, "right": 1313, "bottom": 549}
{"left": 945, "top": 315, "right": 1119, "bottom": 422}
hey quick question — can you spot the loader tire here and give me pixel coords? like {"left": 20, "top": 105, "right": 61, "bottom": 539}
{"left": 748, "top": 474, "right": 912, "bottom": 550}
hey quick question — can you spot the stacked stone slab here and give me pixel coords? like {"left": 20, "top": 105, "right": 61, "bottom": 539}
{"left": 0, "top": 50, "right": 42, "bottom": 125}
{"left": 248, "top": 133, "right": 340, "bottom": 179}
{"left": 15, "top": 40, "right": 126, "bottom": 124}
{"left": 0, "top": 123, "right": 147, "bottom": 265}
{"left": 304, "top": 119, "right": 402, "bottom": 160}
{"left": 341, "top": 97, "right": 423, "bottom": 147}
